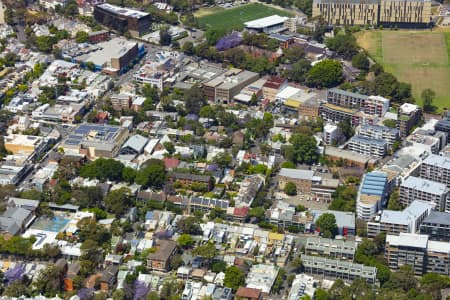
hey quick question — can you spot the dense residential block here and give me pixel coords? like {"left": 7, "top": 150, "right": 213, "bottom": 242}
{"left": 420, "top": 154, "right": 450, "bottom": 187}
{"left": 399, "top": 176, "right": 449, "bottom": 211}
{"left": 419, "top": 211, "right": 450, "bottom": 242}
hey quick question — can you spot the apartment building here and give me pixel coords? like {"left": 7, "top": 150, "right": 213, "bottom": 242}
{"left": 379, "top": 0, "right": 431, "bottom": 25}
{"left": 367, "top": 200, "right": 434, "bottom": 237}
{"left": 323, "top": 123, "right": 340, "bottom": 145}
{"left": 4, "top": 134, "right": 46, "bottom": 157}
{"left": 419, "top": 211, "right": 450, "bottom": 242}
{"left": 358, "top": 124, "right": 400, "bottom": 149}
{"left": 304, "top": 237, "right": 357, "bottom": 260}
{"left": 301, "top": 255, "right": 377, "bottom": 283}
{"left": 363, "top": 95, "right": 390, "bottom": 117}
{"left": 347, "top": 135, "right": 387, "bottom": 159}
{"left": 110, "top": 93, "right": 132, "bottom": 111}
{"left": 385, "top": 233, "right": 450, "bottom": 276}
{"left": 399, "top": 176, "right": 449, "bottom": 211}
{"left": 94, "top": 3, "right": 151, "bottom": 37}
{"left": 203, "top": 69, "right": 259, "bottom": 104}
{"left": 420, "top": 154, "right": 450, "bottom": 187}
{"left": 319, "top": 103, "right": 355, "bottom": 124}
{"left": 326, "top": 88, "right": 368, "bottom": 109}
{"left": 397, "top": 103, "right": 422, "bottom": 138}
{"left": 312, "top": 0, "right": 379, "bottom": 25}
{"left": 313, "top": 0, "right": 431, "bottom": 26}
{"left": 385, "top": 233, "right": 428, "bottom": 275}
{"left": 356, "top": 171, "right": 388, "bottom": 221}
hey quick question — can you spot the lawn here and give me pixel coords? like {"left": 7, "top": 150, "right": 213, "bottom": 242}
{"left": 356, "top": 30, "right": 450, "bottom": 111}
{"left": 196, "top": 3, "right": 294, "bottom": 31}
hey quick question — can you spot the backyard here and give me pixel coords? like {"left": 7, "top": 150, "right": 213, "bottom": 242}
{"left": 356, "top": 30, "right": 450, "bottom": 111}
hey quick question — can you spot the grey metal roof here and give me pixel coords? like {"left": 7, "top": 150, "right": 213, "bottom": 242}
{"left": 422, "top": 211, "right": 450, "bottom": 226}
{"left": 422, "top": 154, "right": 450, "bottom": 170}
{"left": 327, "top": 88, "right": 368, "bottom": 99}
{"left": 2, "top": 207, "right": 31, "bottom": 223}
{"left": 120, "top": 134, "right": 149, "bottom": 154}
{"left": 0, "top": 217, "right": 20, "bottom": 235}
{"left": 8, "top": 197, "right": 40, "bottom": 210}
{"left": 279, "top": 168, "right": 314, "bottom": 180}
{"left": 401, "top": 176, "right": 448, "bottom": 195}
{"left": 350, "top": 135, "right": 388, "bottom": 147}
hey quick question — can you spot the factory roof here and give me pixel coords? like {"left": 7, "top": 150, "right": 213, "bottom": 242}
{"left": 279, "top": 168, "right": 314, "bottom": 180}
{"left": 244, "top": 15, "right": 289, "bottom": 29}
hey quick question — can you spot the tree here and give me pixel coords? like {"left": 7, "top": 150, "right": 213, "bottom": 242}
{"left": 223, "top": 266, "right": 245, "bottom": 291}
{"left": 337, "top": 119, "right": 354, "bottom": 140}
{"left": 177, "top": 234, "right": 194, "bottom": 248}
{"left": 325, "top": 34, "right": 359, "bottom": 59}
{"left": 33, "top": 265, "right": 64, "bottom": 297}
{"left": 122, "top": 167, "right": 137, "bottom": 184}
{"left": 286, "top": 59, "right": 311, "bottom": 83}
{"left": 213, "top": 152, "right": 232, "bottom": 168}
{"left": 306, "top": 59, "right": 342, "bottom": 88}
{"left": 192, "top": 242, "right": 217, "bottom": 261}
{"left": 182, "top": 41, "right": 194, "bottom": 55}
{"left": 184, "top": 86, "right": 206, "bottom": 114}
{"left": 315, "top": 213, "right": 337, "bottom": 238}
{"left": 79, "top": 158, "right": 124, "bottom": 182}
{"left": 163, "top": 142, "right": 175, "bottom": 155}
{"left": 383, "top": 119, "right": 397, "bottom": 128}
{"left": 284, "top": 182, "right": 297, "bottom": 196}
{"left": 205, "top": 28, "right": 228, "bottom": 46}
{"left": 289, "top": 134, "right": 319, "bottom": 164}
{"left": 75, "top": 31, "right": 89, "bottom": 43}
{"left": 281, "top": 161, "right": 296, "bottom": 169}
{"left": 383, "top": 265, "right": 417, "bottom": 291}
{"left": 104, "top": 188, "right": 131, "bottom": 216}
{"left": 159, "top": 27, "right": 172, "bottom": 46}
{"left": 352, "top": 52, "right": 370, "bottom": 71}
{"left": 177, "top": 216, "right": 202, "bottom": 234}
{"left": 3, "top": 280, "right": 30, "bottom": 297}
{"left": 135, "top": 159, "right": 166, "bottom": 188}
{"left": 249, "top": 207, "right": 265, "bottom": 219}
{"left": 421, "top": 88, "right": 435, "bottom": 112}
{"left": 387, "top": 188, "right": 402, "bottom": 210}
{"left": 212, "top": 260, "right": 227, "bottom": 273}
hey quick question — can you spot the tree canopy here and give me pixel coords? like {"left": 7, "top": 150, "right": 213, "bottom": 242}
{"left": 315, "top": 213, "right": 337, "bottom": 238}
{"left": 306, "top": 59, "right": 343, "bottom": 88}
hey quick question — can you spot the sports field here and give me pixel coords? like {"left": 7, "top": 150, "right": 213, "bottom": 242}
{"left": 196, "top": 3, "right": 294, "bottom": 31}
{"left": 356, "top": 30, "right": 450, "bottom": 111}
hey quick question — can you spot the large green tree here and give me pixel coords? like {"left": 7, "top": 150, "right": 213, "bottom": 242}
{"left": 315, "top": 213, "right": 337, "bottom": 238}
{"left": 135, "top": 159, "right": 166, "bottom": 188}
{"left": 224, "top": 266, "right": 246, "bottom": 291}
{"left": 288, "top": 133, "right": 319, "bottom": 164}
{"left": 306, "top": 59, "right": 343, "bottom": 88}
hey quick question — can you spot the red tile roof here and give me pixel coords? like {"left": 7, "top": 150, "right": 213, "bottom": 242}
{"left": 233, "top": 206, "right": 249, "bottom": 217}
{"left": 236, "top": 287, "right": 262, "bottom": 299}
{"left": 163, "top": 157, "right": 180, "bottom": 170}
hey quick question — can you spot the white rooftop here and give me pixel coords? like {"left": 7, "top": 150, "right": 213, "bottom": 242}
{"left": 244, "top": 15, "right": 289, "bottom": 29}
{"left": 401, "top": 176, "right": 448, "bottom": 195}
{"left": 276, "top": 86, "right": 301, "bottom": 100}
{"left": 279, "top": 168, "right": 314, "bottom": 180}
{"left": 96, "top": 3, "right": 149, "bottom": 18}
{"left": 386, "top": 232, "right": 428, "bottom": 249}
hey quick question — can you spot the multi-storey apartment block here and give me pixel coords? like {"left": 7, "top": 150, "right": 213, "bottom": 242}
{"left": 319, "top": 103, "right": 355, "bottom": 124}
{"left": 347, "top": 135, "right": 387, "bottom": 158}
{"left": 358, "top": 124, "right": 400, "bottom": 149}
{"left": 367, "top": 200, "right": 434, "bottom": 237}
{"left": 419, "top": 211, "right": 450, "bottom": 242}
{"left": 301, "top": 255, "right": 377, "bottom": 283}
{"left": 326, "top": 88, "right": 368, "bottom": 109}
{"left": 399, "top": 176, "right": 449, "bottom": 211}
{"left": 313, "top": 0, "right": 431, "bottom": 27}
{"left": 420, "top": 154, "right": 450, "bottom": 187}
{"left": 397, "top": 103, "right": 422, "bottom": 138}
{"left": 385, "top": 233, "right": 450, "bottom": 276}
{"left": 356, "top": 171, "right": 388, "bottom": 221}
{"left": 312, "top": 0, "right": 379, "bottom": 25}
{"left": 363, "top": 95, "right": 390, "bottom": 117}
{"left": 305, "top": 237, "right": 357, "bottom": 260}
